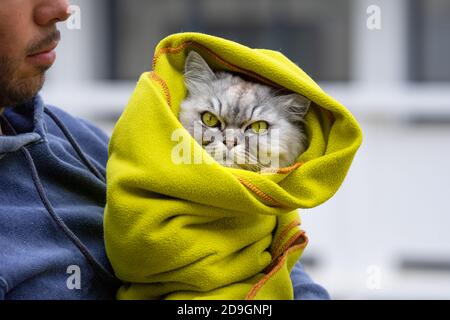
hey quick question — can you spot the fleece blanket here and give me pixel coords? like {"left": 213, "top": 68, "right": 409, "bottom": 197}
{"left": 104, "top": 32, "right": 362, "bottom": 300}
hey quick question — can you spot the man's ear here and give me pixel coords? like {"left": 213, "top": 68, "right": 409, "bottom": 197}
{"left": 184, "top": 51, "right": 216, "bottom": 94}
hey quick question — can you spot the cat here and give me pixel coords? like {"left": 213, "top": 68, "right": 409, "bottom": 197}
{"left": 179, "top": 51, "right": 310, "bottom": 171}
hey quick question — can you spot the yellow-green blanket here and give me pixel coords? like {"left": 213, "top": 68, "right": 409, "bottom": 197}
{"left": 104, "top": 32, "right": 362, "bottom": 300}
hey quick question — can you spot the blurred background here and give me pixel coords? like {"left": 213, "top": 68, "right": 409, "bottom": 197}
{"left": 42, "top": 0, "right": 450, "bottom": 299}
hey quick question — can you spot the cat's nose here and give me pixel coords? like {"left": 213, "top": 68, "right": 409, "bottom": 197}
{"left": 225, "top": 138, "right": 238, "bottom": 150}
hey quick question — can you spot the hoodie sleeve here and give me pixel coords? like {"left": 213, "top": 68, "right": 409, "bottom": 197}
{"left": 290, "top": 261, "right": 331, "bottom": 300}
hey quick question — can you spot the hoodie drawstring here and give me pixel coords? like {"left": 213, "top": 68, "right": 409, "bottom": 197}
{"left": 44, "top": 108, "right": 106, "bottom": 183}
{"left": 0, "top": 111, "right": 120, "bottom": 287}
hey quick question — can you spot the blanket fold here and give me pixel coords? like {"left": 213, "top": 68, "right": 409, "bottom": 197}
{"left": 104, "top": 32, "right": 362, "bottom": 300}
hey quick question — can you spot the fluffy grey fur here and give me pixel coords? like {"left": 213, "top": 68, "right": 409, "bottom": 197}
{"left": 179, "top": 51, "right": 310, "bottom": 171}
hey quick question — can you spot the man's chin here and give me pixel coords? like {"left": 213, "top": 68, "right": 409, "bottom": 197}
{"left": 1, "top": 73, "right": 45, "bottom": 107}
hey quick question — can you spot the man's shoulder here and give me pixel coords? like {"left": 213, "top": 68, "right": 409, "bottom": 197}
{"left": 44, "top": 105, "right": 110, "bottom": 144}
{"left": 43, "top": 104, "right": 111, "bottom": 164}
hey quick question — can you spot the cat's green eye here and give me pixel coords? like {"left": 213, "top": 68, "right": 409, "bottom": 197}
{"left": 250, "top": 121, "right": 269, "bottom": 134}
{"left": 201, "top": 112, "right": 220, "bottom": 127}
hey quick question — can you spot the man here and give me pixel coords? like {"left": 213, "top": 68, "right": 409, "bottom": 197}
{"left": 0, "top": 0, "right": 330, "bottom": 300}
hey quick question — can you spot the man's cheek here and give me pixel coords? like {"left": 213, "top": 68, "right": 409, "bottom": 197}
{"left": 0, "top": 38, "right": 21, "bottom": 60}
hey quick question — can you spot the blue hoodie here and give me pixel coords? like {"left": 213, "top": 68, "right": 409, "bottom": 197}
{"left": 0, "top": 95, "right": 329, "bottom": 300}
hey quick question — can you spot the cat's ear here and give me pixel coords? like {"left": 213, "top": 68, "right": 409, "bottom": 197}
{"left": 277, "top": 93, "right": 311, "bottom": 122}
{"left": 184, "top": 51, "right": 216, "bottom": 94}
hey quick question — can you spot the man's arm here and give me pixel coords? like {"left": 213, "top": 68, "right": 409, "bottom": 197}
{"left": 291, "top": 261, "right": 331, "bottom": 300}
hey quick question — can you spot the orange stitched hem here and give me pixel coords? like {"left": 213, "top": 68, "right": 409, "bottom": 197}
{"left": 274, "top": 231, "right": 306, "bottom": 263}
{"left": 270, "top": 218, "right": 301, "bottom": 257}
{"left": 259, "top": 162, "right": 304, "bottom": 174}
{"left": 152, "top": 41, "right": 281, "bottom": 89}
{"left": 276, "top": 162, "right": 304, "bottom": 174}
{"left": 264, "top": 230, "right": 306, "bottom": 274}
{"left": 148, "top": 72, "right": 172, "bottom": 109}
{"left": 152, "top": 42, "right": 191, "bottom": 70}
{"left": 235, "top": 176, "right": 290, "bottom": 208}
{"left": 245, "top": 232, "right": 308, "bottom": 300}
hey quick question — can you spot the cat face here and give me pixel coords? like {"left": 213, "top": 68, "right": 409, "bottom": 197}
{"left": 179, "top": 51, "right": 310, "bottom": 171}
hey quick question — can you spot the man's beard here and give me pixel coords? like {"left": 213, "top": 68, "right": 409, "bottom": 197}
{"left": 0, "top": 55, "right": 48, "bottom": 108}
